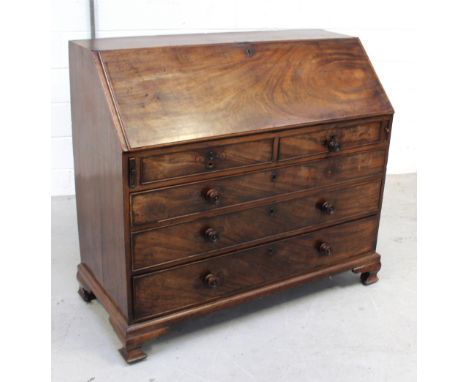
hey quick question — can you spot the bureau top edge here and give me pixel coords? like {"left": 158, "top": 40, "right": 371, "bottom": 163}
{"left": 70, "top": 29, "right": 353, "bottom": 51}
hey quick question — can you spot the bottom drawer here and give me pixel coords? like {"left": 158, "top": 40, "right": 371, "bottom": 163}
{"left": 133, "top": 216, "right": 378, "bottom": 320}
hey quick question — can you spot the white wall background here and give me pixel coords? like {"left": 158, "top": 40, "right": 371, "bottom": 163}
{"left": 51, "top": 0, "right": 417, "bottom": 196}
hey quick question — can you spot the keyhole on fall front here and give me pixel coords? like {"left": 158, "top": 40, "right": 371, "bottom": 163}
{"left": 245, "top": 47, "right": 255, "bottom": 57}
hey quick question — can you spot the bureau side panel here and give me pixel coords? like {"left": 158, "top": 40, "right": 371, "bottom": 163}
{"left": 374, "top": 116, "right": 394, "bottom": 250}
{"left": 69, "top": 42, "right": 129, "bottom": 318}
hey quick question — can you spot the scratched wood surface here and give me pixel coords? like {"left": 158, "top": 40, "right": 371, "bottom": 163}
{"left": 99, "top": 38, "right": 393, "bottom": 149}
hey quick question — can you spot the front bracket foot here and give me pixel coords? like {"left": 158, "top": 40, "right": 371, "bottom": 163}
{"left": 360, "top": 270, "right": 379, "bottom": 285}
{"left": 352, "top": 253, "right": 381, "bottom": 286}
{"left": 119, "top": 346, "right": 147, "bottom": 364}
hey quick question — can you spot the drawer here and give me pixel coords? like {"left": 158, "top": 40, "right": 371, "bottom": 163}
{"left": 133, "top": 216, "right": 378, "bottom": 319}
{"left": 131, "top": 149, "right": 386, "bottom": 226}
{"left": 140, "top": 139, "right": 274, "bottom": 183}
{"left": 279, "top": 121, "right": 383, "bottom": 160}
{"left": 132, "top": 180, "right": 381, "bottom": 270}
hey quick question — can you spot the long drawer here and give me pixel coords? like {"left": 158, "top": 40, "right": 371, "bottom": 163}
{"left": 131, "top": 179, "right": 381, "bottom": 271}
{"left": 131, "top": 149, "right": 386, "bottom": 226}
{"left": 133, "top": 216, "right": 379, "bottom": 320}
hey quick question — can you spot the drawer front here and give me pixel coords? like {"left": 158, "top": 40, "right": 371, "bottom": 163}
{"left": 279, "top": 121, "right": 383, "bottom": 160}
{"left": 140, "top": 139, "right": 274, "bottom": 183}
{"left": 131, "top": 149, "right": 386, "bottom": 226}
{"left": 132, "top": 180, "right": 381, "bottom": 270}
{"left": 133, "top": 216, "right": 378, "bottom": 319}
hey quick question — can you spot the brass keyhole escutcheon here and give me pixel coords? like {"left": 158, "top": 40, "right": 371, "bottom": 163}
{"left": 245, "top": 47, "right": 255, "bottom": 57}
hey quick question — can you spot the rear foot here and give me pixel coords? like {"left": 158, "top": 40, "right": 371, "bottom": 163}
{"left": 78, "top": 286, "right": 96, "bottom": 302}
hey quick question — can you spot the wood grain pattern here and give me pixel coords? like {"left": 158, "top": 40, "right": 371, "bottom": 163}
{"left": 132, "top": 180, "right": 381, "bottom": 270}
{"left": 140, "top": 138, "right": 273, "bottom": 183}
{"left": 133, "top": 216, "right": 378, "bottom": 319}
{"left": 131, "top": 150, "right": 386, "bottom": 226}
{"left": 100, "top": 38, "right": 393, "bottom": 149}
{"left": 279, "top": 121, "right": 382, "bottom": 160}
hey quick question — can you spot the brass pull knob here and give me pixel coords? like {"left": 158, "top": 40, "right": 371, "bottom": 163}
{"left": 325, "top": 136, "right": 341, "bottom": 152}
{"left": 204, "top": 228, "right": 219, "bottom": 243}
{"left": 318, "top": 241, "right": 333, "bottom": 256}
{"left": 319, "top": 201, "right": 335, "bottom": 215}
{"left": 203, "top": 188, "right": 220, "bottom": 205}
{"left": 204, "top": 273, "right": 221, "bottom": 289}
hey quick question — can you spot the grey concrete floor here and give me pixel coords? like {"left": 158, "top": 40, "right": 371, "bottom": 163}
{"left": 52, "top": 174, "right": 416, "bottom": 382}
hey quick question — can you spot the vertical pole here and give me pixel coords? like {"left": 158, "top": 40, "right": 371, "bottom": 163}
{"left": 89, "top": 0, "right": 96, "bottom": 39}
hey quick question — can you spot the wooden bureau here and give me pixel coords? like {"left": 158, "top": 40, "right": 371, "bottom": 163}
{"left": 69, "top": 30, "right": 394, "bottom": 363}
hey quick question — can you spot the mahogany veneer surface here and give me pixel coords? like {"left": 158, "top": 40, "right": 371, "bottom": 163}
{"left": 69, "top": 29, "right": 393, "bottom": 364}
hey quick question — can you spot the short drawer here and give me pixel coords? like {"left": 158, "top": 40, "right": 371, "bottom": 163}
{"left": 131, "top": 180, "right": 381, "bottom": 270}
{"left": 133, "top": 216, "right": 378, "bottom": 319}
{"left": 279, "top": 121, "right": 383, "bottom": 160}
{"left": 131, "top": 149, "right": 386, "bottom": 226}
{"left": 139, "top": 138, "right": 274, "bottom": 183}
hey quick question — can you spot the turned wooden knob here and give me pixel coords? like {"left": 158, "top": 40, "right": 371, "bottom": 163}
{"left": 203, "top": 188, "right": 220, "bottom": 204}
{"left": 318, "top": 241, "right": 333, "bottom": 256}
{"left": 325, "top": 135, "right": 341, "bottom": 152}
{"left": 319, "top": 201, "right": 335, "bottom": 215}
{"left": 204, "top": 273, "right": 221, "bottom": 288}
{"left": 204, "top": 227, "right": 219, "bottom": 243}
